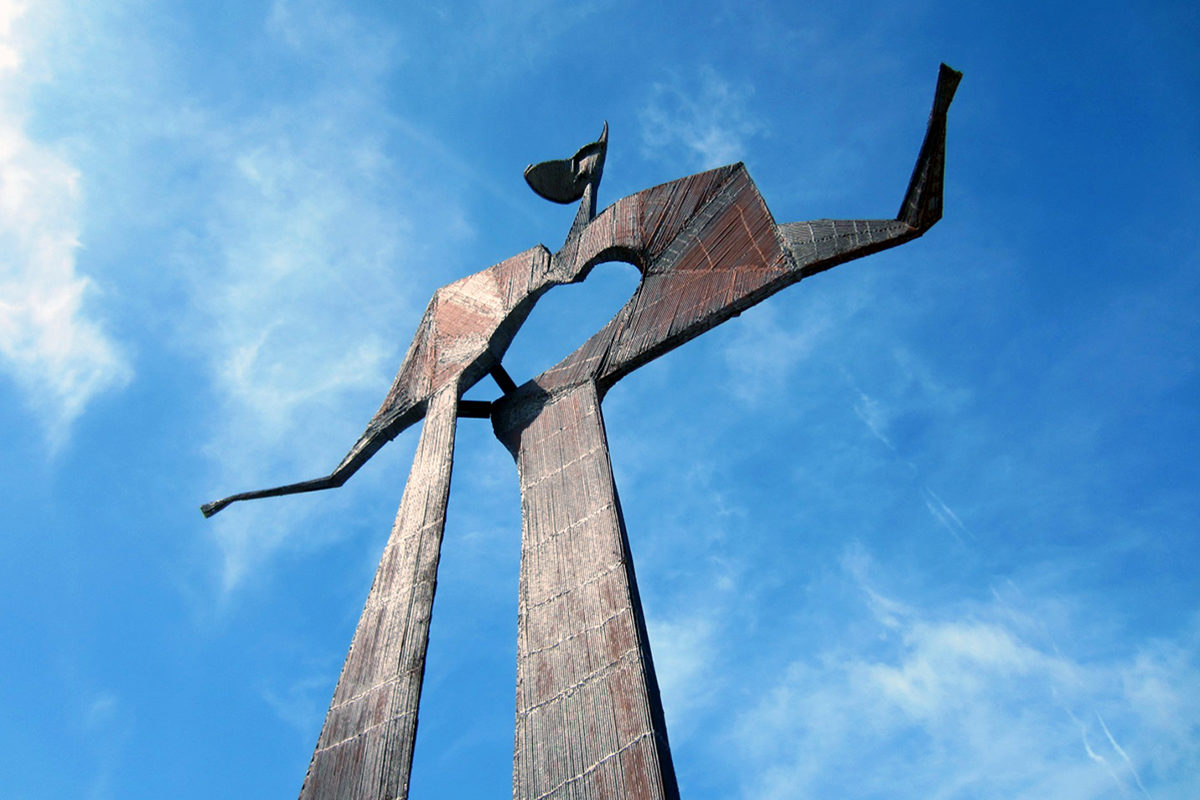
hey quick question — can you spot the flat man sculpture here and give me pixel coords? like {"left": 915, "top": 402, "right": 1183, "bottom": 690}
{"left": 204, "top": 64, "right": 961, "bottom": 800}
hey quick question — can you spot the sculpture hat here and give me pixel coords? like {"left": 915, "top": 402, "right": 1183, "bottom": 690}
{"left": 523, "top": 122, "right": 608, "bottom": 204}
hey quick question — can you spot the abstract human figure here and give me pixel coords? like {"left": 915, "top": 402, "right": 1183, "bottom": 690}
{"left": 204, "top": 64, "right": 960, "bottom": 800}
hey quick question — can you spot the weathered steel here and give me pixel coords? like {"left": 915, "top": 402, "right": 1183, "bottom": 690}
{"left": 203, "top": 63, "right": 961, "bottom": 800}
{"left": 298, "top": 384, "right": 457, "bottom": 800}
{"left": 497, "top": 383, "right": 678, "bottom": 800}
{"left": 525, "top": 122, "right": 609, "bottom": 206}
{"left": 199, "top": 244, "right": 554, "bottom": 517}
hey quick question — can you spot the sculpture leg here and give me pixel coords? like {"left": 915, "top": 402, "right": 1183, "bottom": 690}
{"left": 505, "top": 382, "right": 679, "bottom": 800}
{"left": 298, "top": 384, "right": 458, "bottom": 800}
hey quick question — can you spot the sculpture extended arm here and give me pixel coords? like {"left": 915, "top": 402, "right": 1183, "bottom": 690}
{"left": 201, "top": 245, "right": 554, "bottom": 518}
{"left": 199, "top": 402, "right": 425, "bottom": 518}
{"left": 777, "top": 63, "right": 961, "bottom": 278}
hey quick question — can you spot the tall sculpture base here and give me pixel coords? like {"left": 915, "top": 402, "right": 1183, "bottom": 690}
{"left": 498, "top": 381, "right": 679, "bottom": 800}
{"left": 299, "top": 385, "right": 457, "bottom": 800}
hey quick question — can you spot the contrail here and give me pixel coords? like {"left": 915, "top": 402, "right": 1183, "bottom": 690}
{"left": 1097, "top": 711, "right": 1151, "bottom": 798}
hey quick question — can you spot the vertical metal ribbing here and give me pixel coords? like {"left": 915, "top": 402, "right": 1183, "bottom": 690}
{"left": 507, "top": 382, "right": 678, "bottom": 800}
{"left": 299, "top": 385, "right": 459, "bottom": 800}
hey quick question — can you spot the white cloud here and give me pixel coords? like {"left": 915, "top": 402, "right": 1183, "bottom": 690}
{"left": 81, "top": 690, "right": 119, "bottom": 732}
{"left": 844, "top": 344, "right": 970, "bottom": 454}
{"left": 434, "top": 0, "right": 610, "bottom": 82}
{"left": 263, "top": 669, "right": 334, "bottom": 735}
{"left": 0, "top": 1, "right": 25, "bottom": 73}
{"left": 842, "top": 352, "right": 978, "bottom": 545}
{"left": 177, "top": 3, "right": 471, "bottom": 592}
{"left": 841, "top": 543, "right": 913, "bottom": 629}
{"left": 75, "top": 688, "right": 128, "bottom": 800}
{"left": 720, "top": 300, "right": 831, "bottom": 405}
{"left": 194, "top": 123, "right": 416, "bottom": 589}
{"left": 1096, "top": 712, "right": 1151, "bottom": 798}
{"left": 0, "top": 2, "right": 131, "bottom": 442}
{"left": 267, "top": 0, "right": 397, "bottom": 75}
{"left": 726, "top": 552, "right": 1200, "bottom": 799}
{"left": 640, "top": 66, "right": 767, "bottom": 171}
{"left": 647, "top": 613, "right": 719, "bottom": 737}
{"left": 923, "top": 486, "right": 974, "bottom": 544}
{"left": 852, "top": 385, "right": 894, "bottom": 448}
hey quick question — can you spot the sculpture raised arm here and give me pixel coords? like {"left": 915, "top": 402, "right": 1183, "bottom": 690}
{"left": 495, "top": 63, "right": 961, "bottom": 410}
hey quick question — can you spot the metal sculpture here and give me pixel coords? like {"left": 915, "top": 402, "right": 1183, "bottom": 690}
{"left": 204, "top": 64, "right": 961, "bottom": 800}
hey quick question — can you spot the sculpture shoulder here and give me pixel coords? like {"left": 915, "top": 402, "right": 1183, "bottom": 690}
{"left": 598, "top": 162, "right": 752, "bottom": 221}
{"left": 433, "top": 244, "right": 552, "bottom": 307}
{"left": 572, "top": 162, "right": 767, "bottom": 273}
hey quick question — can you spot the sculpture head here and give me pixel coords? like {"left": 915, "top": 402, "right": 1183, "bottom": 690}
{"left": 524, "top": 122, "right": 607, "bottom": 204}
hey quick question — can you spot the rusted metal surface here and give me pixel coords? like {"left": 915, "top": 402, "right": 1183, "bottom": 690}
{"left": 199, "top": 244, "right": 553, "bottom": 517}
{"left": 498, "top": 384, "right": 677, "bottom": 800}
{"left": 203, "top": 64, "right": 960, "bottom": 800}
{"left": 298, "top": 385, "right": 458, "bottom": 800}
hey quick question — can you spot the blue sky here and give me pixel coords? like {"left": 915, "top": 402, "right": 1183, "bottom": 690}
{"left": 2, "top": 0, "right": 1198, "bottom": 797}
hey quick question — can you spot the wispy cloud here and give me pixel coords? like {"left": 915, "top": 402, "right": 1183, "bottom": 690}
{"left": 1097, "top": 711, "right": 1152, "bottom": 798}
{"left": 0, "top": 2, "right": 131, "bottom": 444}
{"left": 640, "top": 66, "right": 767, "bottom": 171}
{"left": 453, "top": 0, "right": 610, "bottom": 80}
{"left": 841, "top": 543, "right": 913, "bottom": 629}
{"left": 725, "top": 548, "right": 1200, "bottom": 799}
{"left": 852, "top": 386, "right": 894, "bottom": 448}
{"left": 81, "top": 689, "right": 119, "bottom": 732}
{"left": 268, "top": 0, "right": 398, "bottom": 74}
{"left": 0, "top": 2, "right": 23, "bottom": 71}
{"left": 148, "top": 2, "right": 473, "bottom": 591}
{"left": 843, "top": 344, "right": 970, "bottom": 453}
{"left": 843, "top": 360, "right": 977, "bottom": 545}
{"left": 647, "top": 613, "right": 722, "bottom": 739}
{"left": 923, "top": 486, "right": 974, "bottom": 544}
{"left": 76, "top": 689, "right": 128, "bottom": 800}
{"left": 263, "top": 669, "right": 334, "bottom": 735}
{"left": 720, "top": 300, "right": 831, "bottom": 405}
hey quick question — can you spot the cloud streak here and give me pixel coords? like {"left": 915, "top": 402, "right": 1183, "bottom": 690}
{"left": 1097, "top": 711, "right": 1152, "bottom": 799}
